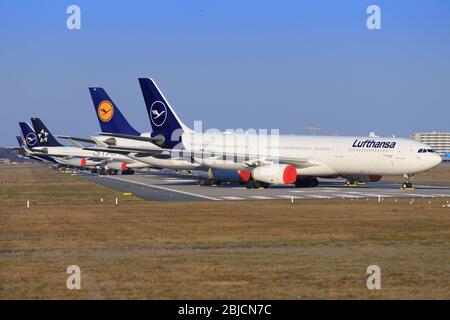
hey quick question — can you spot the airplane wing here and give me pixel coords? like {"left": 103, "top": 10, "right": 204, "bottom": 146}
{"left": 97, "top": 132, "right": 164, "bottom": 145}
{"left": 82, "top": 145, "right": 318, "bottom": 169}
{"left": 58, "top": 135, "right": 96, "bottom": 144}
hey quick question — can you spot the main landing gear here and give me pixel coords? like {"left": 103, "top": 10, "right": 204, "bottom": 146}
{"left": 245, "top": 179, "right": 269, "bottom": 189}
{"left": 401, "top": 174, "right": 414, "bottom": 190}
{"left": 199, "top": 177, "right": 221, "bottom": 186}
{"left": 121, "top": 169, "right": 135, "bottom": 175}
{"left": 295, "top": 177, "right": 319, "bottom": 188}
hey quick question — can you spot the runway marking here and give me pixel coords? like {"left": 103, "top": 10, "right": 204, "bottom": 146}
{"left": 163, "top": 179, "right": 198, "bottom": 183}
{"left": 221, "top": 196, "right": 245, "bottom": 200}
{"left": 306, "top": 195, "right": 331, "bottom": 199}
{"left": 336, "top": 194, "right": 362, "bottom": 198}
{"left": 106, "top": 176, "right": 222, "bottom": 201}
{"left": 403, "top": 193, "right": 433, "bottom": 198}
{"left": 248, "top": 196, "right": 276, "bottom": 200}
{"left": 289, "top": 190, "right": 305, "bottom": 193}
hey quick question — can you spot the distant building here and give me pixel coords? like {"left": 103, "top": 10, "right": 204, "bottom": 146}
{"left": 0, "top": 158, "right": 12, "bottom": 165}
{"left": 412, "top": 132, "right": 450, "bottom": 162}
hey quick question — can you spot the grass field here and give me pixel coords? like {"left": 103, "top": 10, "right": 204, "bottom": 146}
{"left": 1, "top": 164, "right": 450, "bottom": 299}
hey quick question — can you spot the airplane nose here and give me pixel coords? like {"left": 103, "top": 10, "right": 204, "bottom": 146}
{"left": 435, "top": 154, "right": 443, "bottom": 166}
{"left": 429, "top": 154, "right": 442, "bottom": 169}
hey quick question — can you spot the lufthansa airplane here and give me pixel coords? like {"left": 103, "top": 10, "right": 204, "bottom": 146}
{"left": 86, "top": 78, "right": 442, "bottom": 189}
{"left": 22, "top": 118, "right": 149, "bottom": 174}
{"left": 69, "top": 86, "right": 203, "bottom": 171}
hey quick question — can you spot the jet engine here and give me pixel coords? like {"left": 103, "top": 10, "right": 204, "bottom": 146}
{"left": 208, "top": 168, "right": 251, "bottom": 183}
{"left": 66, "top": 158, "right": 98, "bottom": 167}
{"left": 105, "top": 162, "right": 127, "bottom": 171}
{"left": 252, "top": 164, "right": 297, "bottom": 185}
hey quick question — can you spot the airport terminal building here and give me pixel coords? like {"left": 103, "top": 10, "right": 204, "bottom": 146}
{"left": 412, "top": 131, "right": 450, "bottom": 162}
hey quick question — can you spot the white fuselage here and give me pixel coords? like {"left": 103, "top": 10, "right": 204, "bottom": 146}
{"left": 30, "top": 146, "right": 150, "bottom": 168}
{"left": 179, "top": 132, "right": 442, "bottom": 176}
{"left": 93, "top": 132, "right": 442, "bottom": 176}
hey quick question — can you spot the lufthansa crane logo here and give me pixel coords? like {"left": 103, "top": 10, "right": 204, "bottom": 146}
{"left": 25, "top": 133, "right": 37, "bottom": 147}
{"left": 98, "top": 100, "right": 114, "bottom": 122}
{"left": 150, "top": 101, "right": 167, "bottom": 127}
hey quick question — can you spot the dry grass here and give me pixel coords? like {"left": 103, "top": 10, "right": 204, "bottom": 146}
{"left": 1, "top": 164, "right": 450, "bottom": 299}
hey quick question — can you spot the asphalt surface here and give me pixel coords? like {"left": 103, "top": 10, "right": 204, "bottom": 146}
{"left": 80, "top": 171, "right": 450, "bottom": 201}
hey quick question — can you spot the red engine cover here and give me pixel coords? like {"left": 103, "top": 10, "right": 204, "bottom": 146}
{"left": 283, "top": 165, "right": 297, "bottom": 184}
{"left": 121, "top": 162, "right": 127, "bottom": 170}
{"left": 80, "top": 158, "right": 87, "bottom": 167}
{"left": 238, "top": 170, "right": 251, "bottom": 183}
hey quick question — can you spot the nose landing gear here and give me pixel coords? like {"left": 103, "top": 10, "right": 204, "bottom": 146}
{"left": 401, "top": 174, "right": 415, "bottom": 190}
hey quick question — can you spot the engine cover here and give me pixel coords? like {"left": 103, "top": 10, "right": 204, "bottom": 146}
{"left": 208, "top": 168, "right": 251, "bottom": 183}
{"left": 252, "top": 164, "right": 297, "bottom": 185}
{"left": 106, "top": 162, "right": 127, "bottom": 171}
{"left": 66, "top": 158, "right": 89, "bottom": 167}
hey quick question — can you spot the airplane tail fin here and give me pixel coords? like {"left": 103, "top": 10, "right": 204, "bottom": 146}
{"left": 89, "top": 88, "right": 140, "bottom": 136}
{"left": 19, "top": 122, "right": 40, "bottom": 148}
{"left": 138, "top": 78, "right": 191, "bottom": 148}
{"left": 16, "top": 135, "right": 25, "bottom": 148}
{"left": 30, "top": 118, "right": 64, "bottom": 147}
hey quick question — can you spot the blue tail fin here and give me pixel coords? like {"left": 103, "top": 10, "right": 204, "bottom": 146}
{"left": 30, "top": 118, "right": 64, "bottom": 147}
{"left": 16, "top": 135, "right": 25, "bottom": 148}
{"left": 19, "top": 122, "right": 40, "bottom": 148}
{"left": 89, "top": 88, "right": 140, "bottom": 136}
{"left": 138, "top": 78, "right": 191, "bottom": 148}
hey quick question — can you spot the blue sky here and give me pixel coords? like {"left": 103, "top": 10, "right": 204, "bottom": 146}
{"left": 1, "top": 0, "right": 449, "bottom": 145}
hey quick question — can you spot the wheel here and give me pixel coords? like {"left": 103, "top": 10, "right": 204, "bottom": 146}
{"left": 402, "top": 182, "right": 413, "bottom": 189}
{"left": 245, "top": 180, "right": 255, "bottom": 189}
{"left": 254, "top": 181, "right": 269, "bottom": 189}
{"left": 295, "top": 177, "right": 319, "bottom": 188}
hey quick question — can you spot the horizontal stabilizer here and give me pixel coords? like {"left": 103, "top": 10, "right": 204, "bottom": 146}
{"left": 57, "top": 135, "right": 96, "bottom": 144}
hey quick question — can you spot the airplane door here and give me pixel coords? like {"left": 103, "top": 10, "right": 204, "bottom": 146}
{"left": 335, "top": 144, "right": 344, "bottom": 158}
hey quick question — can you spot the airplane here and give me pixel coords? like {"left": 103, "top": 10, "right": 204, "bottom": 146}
{"left": 80, "top": 87, "right": 206, "bottom": 171}
{"left": 25, "top": 118, "right": 149, "bottom": 174}
{"left": 87, "top": 77, "right": 442, "bottom": 189}
{"left": 17, "top": 122, "right": 61, "bottom": 164}
{"left": 6, "top": 134, "right": 43, "bottom": 162}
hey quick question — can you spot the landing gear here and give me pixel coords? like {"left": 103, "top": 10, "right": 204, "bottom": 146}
{"left": 121, "top": 169, "right": 135, "bottom": 175}
{"left": 295, "top": 177, "right": 319, "bottom": 188}
{"left": 245, "top": 179, "right": 269, "bottom": 189}
{"left": 199, "top": 177, "right": 221, "bottom": 186}
{"left": 345, "top": 180, "right": 358, "bottom": 187}
{"left": 91, "top": 168, "right": 98, "bottom": 174}
{"left": 401, "top": 174, "right": 414, "bottom": 189}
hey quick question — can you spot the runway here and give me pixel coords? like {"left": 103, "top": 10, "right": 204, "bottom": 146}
{"left": 81, "top": 171, "right": 450, "bottom": 201}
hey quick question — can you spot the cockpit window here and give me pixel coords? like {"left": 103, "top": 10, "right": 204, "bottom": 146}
{"left": 427, "top": 149, "right": 435, "bottom": 153}
{"left": 418, "top": 149, "right": 424, "bottom": 153}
